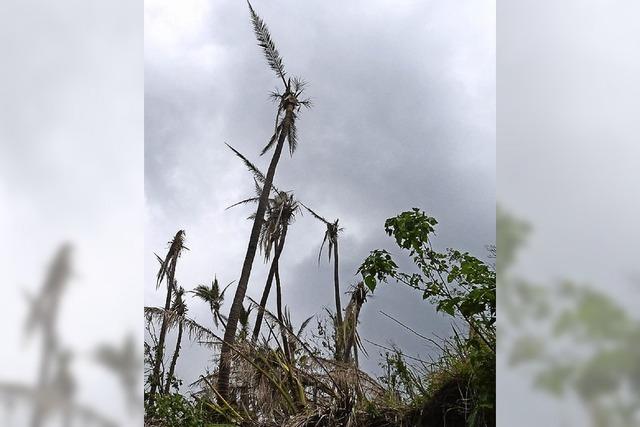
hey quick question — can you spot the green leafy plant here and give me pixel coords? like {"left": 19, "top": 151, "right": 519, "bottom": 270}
{"left": 358, "top": 208, "right": 496, "bottom": 426}
{"left": 358, "top": 208, "right": 495, "bottom": 351}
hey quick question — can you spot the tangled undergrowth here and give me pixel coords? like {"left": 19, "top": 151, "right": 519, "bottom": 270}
{"left": 145, "top": 209, "right": 495, "bottom": 427}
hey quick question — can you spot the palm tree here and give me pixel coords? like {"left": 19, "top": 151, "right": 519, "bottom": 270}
{"left": 253, "top": 192, "right": 299, "bottom": 340}
{"left": 303, "top": 205, "right": 346, "bottom": 360}
{"left": 191, "top": 277, "right": 232, "bottom": 330}
{"left": 341, "top": 282, "right": 368, "bottom": 365}
{"left": 218, "top": 1, "right": 311, "bottom": 401}
{"left": 225, "top": 144, "right": 301, "bottom": 342}
{"left": 144, "top": 305, "right": 216, "bottom": 393}
{"left": 164, "top": 286, "right": 186, "bottom": 394}
{"left": 149, "top": 230, "right": 187, "bottom": 404}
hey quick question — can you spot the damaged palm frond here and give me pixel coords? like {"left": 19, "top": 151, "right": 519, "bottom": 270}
{"left": 155, "top": 230, "right": 188, "bottom": 290}
{"left": 144, "top": 306, "right": 217, "bottom": 343}
{"left": 247, "top": 1, "right": 287, "bottom": 86}
{"left": 303, "top": 204, "right": 346, "bottom": 360}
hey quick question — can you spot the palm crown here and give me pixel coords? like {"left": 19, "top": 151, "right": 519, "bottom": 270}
{"left": 248, "top": 1, "right": 311, "bottom": 157}
{"left": 191, "top": 277, "right": 231, "bottom": 329}
{"left": 303, "top": 204, "right": 343, "bottom": 263}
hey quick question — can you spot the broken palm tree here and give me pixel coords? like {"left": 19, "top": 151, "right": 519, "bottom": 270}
{"left": 224, "top": 144, "right": 302, "bottom": 343}
{"left": 148, "top": 229, "right": 188, "bottom": 404}
{"left": 217, "top": 1, "right": 312, "bottom": 402}
{"left": 303, "top": 204, "right": 346, "bottom": 361}
{"left": 163, "top": 286, "right": 186, "bottom": 394}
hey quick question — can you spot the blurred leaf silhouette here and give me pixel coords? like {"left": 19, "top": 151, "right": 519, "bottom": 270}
{"left": 499, "top": 207, "right": 640, "bottom": 426}
{"left": 1, "top": 244, "right": 139, "bottom": 427}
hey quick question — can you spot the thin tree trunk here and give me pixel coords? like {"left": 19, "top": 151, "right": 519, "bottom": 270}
{"left": 217, "top": 313, "right": 227, "bottom": 330}
{"left": 217, "top": 108, "right": 292, "bottom": 402}
{"left": 149, "top": 278, "right": 174, "bottom": 403}
{"left": 333, "top": 239, "right": 344, "bottom": 361}
{"left": 275, "top": 262, "right": 303, "bottom": 407}
{"left": 252, "top": 224, "right": 288, "bottom": 342}
{"left": 275, "top": 264, "right": 287, "bottom": 350}
{"left": 164, "top": 320, "right": 183, "bottom": 394}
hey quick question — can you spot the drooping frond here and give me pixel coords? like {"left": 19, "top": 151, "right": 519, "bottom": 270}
{"left": 156, "top": 230, "right": 187, "bottom": 289}
{"left": 287, "top": 120, "right": 298, "bottom": 155}
{"left": 318, "top": 231, "right": 329, "bottom": 264}
{"left": 261, "top": 122, "right": 282, "bottom": 156}
{"left": 144, "top": 306, "right": 216, "bottom": 343}
{"left": 247, "top": 1, "right": 287, "bottom": 85}
{"left": 226, "top": 196, "right": 260, "bottom": 210}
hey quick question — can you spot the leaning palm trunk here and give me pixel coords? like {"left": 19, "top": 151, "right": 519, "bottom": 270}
{"left": 218, "top": 2, "right": 310, "bottom": 401}
{"left": 252, "top": 223, "right": 289, "bottom": 342}
{"left": 218, "top": 110, "right": 291, "bottom": 401}
{"left": 163, "top": 319, "right": 183, "bottom": 394}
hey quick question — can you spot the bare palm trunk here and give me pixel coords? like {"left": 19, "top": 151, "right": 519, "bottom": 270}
{"left": 275, "top": 265, "right": 286, "bottom": 344}
{"left": 217, "top": 109, "right": 292, "bottom": 401}
{"left": 252, "top": 224, "right": 288, "bottom": 342}
{"left": 149, "top": 278, "right": 173, "bottom": 403}
{"left": 163, "top": 320, "right": 183, "bottom": 394}
{"left": 333, "top": 239, "right": 344, "bottom": 361}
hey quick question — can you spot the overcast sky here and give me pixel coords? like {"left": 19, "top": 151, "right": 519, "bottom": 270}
{"left": 145, "top": 0, "right": 495, "bottom": 389}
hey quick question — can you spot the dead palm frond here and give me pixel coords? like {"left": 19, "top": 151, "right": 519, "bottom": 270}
{"left": 155, "top": 230, "right": 188, "bottom": 290}
{"left": 342, "top": 282, "right": 369, "bottom": 364}
{"left": 303, "top": 204, "right": 346, "bottom": 360}
{"left": 144, "top": 306, "right": 216, "bottom": 344}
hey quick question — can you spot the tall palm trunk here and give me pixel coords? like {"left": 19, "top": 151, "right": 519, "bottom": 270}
{"left": 217, "top": 108, "right": 293, "bottom": 401}
{"left": 163, "top": 320, "right": 183, "bottom": 394}
{"left": 252, "top": 223, "right": 289, "bottom": 342}
{"left": 149, "top": 278, "right": 173, "bottom": 402}
{"left": 333, "top": 239, "right": 344, "bottom": 361}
